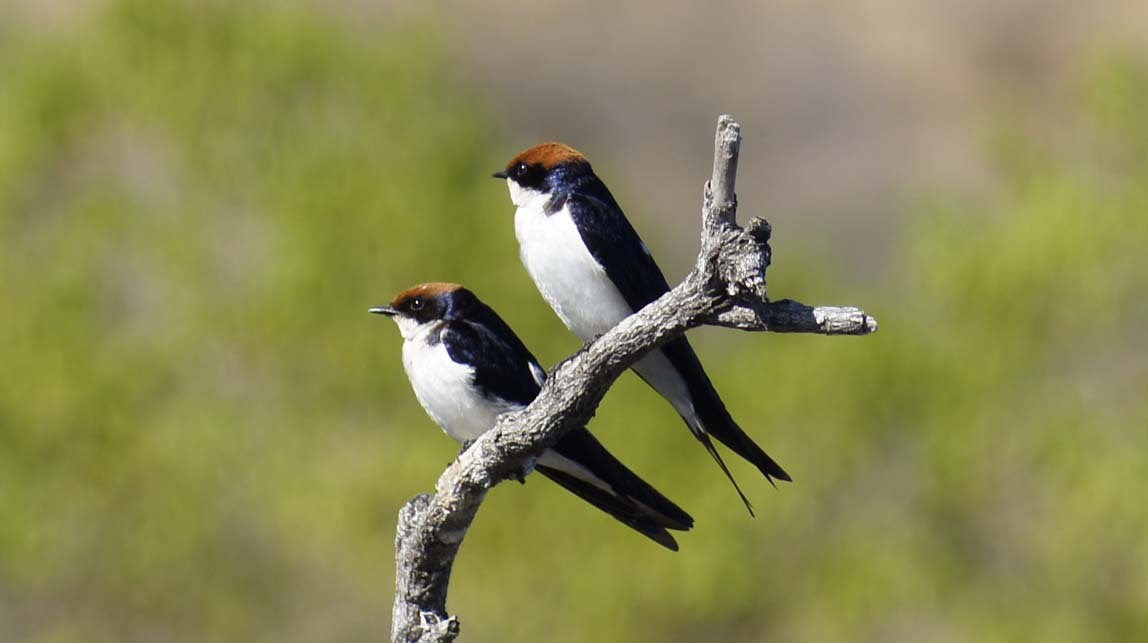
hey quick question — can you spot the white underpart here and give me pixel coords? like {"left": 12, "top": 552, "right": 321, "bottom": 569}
{"left": 396, "top": 315, "right": 621, "bottom": 491}
{"left": 400, "top": 321, "right": 514, "bottom": 442}
{"left": 509, "top": 181, "right": 698, "bottom": 426}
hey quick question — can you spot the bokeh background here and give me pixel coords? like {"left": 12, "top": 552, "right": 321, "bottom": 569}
{"left": 2, "top": 1, "right": 1147, "bottom": 641}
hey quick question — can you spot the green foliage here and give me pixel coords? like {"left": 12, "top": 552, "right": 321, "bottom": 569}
{"left": 0, "top": 2, "right": 518, "bottom": 640}
{"left": 1, "top": 3, "right": 1146, "bottom": 641}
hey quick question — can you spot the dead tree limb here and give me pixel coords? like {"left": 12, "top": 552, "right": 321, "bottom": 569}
{"left": 391, "top": 115, "right": 878, "bottom": 642}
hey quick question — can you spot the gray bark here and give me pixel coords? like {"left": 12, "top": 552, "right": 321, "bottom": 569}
{"left": 390, "top": 116, "right": 878, "bottom": 642}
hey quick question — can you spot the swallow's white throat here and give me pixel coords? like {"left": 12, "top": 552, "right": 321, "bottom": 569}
{"left": 391, "top": 314, "right": 428, "bottom": 340}
{"left": 506, "top": 178, "right": 548, "bottom": 210}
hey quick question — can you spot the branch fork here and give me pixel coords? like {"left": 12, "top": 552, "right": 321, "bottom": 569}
{"left": 391, "top": 116, "right": 877, "bottom": 642}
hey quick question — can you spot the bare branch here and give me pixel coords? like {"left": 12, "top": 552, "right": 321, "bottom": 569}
{"left": 704, "top": 114, "right": 741, "bottom": 231}
{"left": 710, "top": 300, "right": 878, "bottom": 335}
{"left": 390, "top": 115, "right": 878, "bottom": 642}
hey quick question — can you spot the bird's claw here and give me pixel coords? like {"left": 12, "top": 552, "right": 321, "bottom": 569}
{"left": 511, "top": 455, "right": 538, "bottom": 484}
{"left": 457, "top": 440, "right": 476, "bottom": 458}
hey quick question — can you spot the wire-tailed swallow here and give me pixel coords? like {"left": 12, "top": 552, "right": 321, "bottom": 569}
{"left": 371, "top": 282, "right": 693, "bottom": 549}
{"left": 494, "top": 143, "right": 791, "bottom": 512}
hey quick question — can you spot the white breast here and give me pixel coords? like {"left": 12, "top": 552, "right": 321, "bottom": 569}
{"left": 514, "top": 199, "right": 633, "bottom": 341}
{"left": 509, "top": 183, "right": 697, "bottom": 423}
{"left": 401, "top": 328, "right": 519, "bottom": 443}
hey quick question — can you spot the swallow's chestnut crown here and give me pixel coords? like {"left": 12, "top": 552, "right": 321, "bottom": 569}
{"left": 499, "top": 142, "right": 591, "bottom": 189}
{"left": 506, "top": 142, "right": 586, "bottom": 171}
{"left": 390, "top": 282, "right": 463, "bottom": 310}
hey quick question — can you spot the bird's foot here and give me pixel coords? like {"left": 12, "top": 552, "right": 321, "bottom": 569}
{"left": 511, "top": 455, "right": 538, "bottom": 485}
{"left": 457, "top": 440, "right": 476, "bottom": 459}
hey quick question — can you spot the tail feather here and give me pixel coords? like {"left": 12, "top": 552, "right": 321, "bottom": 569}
{"left": 661, "top": 337, "right": 792, "bottom": 485}
{"left": 692, "top": 428, "right": 755, "bottom": 516}
{"left": 538, "top": 428, "right": 693, "bottom": 550}
{"left": 537, "top": 466, "right": 682, "bottom": 550}
{"left": 695, "top": 405, "right": 791, "bottom": 486}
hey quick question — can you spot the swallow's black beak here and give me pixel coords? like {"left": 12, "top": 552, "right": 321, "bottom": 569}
{"left": 369, "top": 306, "right": 397, "bottom": 317}
{"left": 491, "top": 170, "right": 508, "bottom": 179}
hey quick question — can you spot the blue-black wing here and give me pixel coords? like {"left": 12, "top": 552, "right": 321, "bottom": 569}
{"left": 560, "top": 184, "right": 674, "bottom": 311}
{"left": 440, "top": 315, "right": 543, "bottom": 408}
{"left": 563, "top": 187, "right": 791, "bottom": 495}
{"left": 546, "top": 428, "right": 693, "bottom": 528}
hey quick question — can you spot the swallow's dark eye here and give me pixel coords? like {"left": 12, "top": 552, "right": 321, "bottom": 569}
{"left": 514, "top": 162, "right": 529, "bottom": 178}
{"left": 409, "top": 297, "right": 425, "bottom": 311}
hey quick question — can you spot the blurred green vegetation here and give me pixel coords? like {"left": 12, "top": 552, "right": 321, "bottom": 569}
{"left": 1, "top": 2, "right": 1146, "bottom": 642}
